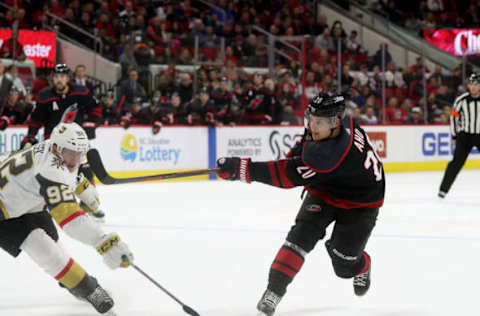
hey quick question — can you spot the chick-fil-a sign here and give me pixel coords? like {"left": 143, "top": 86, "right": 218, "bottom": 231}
{"left": 0, "top": 29, "right": 56, "bottom": 67}
{"left": 423, "top": 29, "right": 480, "bottom": 56}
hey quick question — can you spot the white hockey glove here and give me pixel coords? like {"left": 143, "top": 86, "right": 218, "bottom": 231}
{"left": 95, "top": 233, "right": 134, "bottom": 269}
{"left": 75, "top": 177, "right": 100, "bottom": 213}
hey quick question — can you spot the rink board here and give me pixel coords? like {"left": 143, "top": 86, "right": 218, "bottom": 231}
{"left": 1, "top": 125, "right": 479, "bottom": 180}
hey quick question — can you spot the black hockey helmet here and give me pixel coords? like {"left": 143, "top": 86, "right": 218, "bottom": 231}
{"left": 53, "top": 64, "right": 70, "bottom": 74}
{"left": 306, "top": 93, "right": 346, "bottom": 119}
{"left": 468, "top": 73, "right": 480, "bottom": 84}
{"left": 304, "top": 92, "right": 346, "bottom": 132}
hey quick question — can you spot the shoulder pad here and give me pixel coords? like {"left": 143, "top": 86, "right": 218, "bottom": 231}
{"left": 36, "top": 87, "right": 56, "bottom": 103}
{"left": 36, "top": 151, "right": 77, "bottom": 188}
{"left": 301, "top": 116, "right": 354, "bottom": 173}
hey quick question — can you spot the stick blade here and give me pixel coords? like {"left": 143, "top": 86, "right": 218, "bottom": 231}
{"left": 183, "top": 305, "right": 200, "bottom": 316}
{"left": 87, "top": 149, "right": 115, "bottom": 185}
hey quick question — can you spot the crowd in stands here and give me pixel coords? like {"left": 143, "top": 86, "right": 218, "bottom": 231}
{"left": 0, "top": 0, "right": 470, "bottom": 129}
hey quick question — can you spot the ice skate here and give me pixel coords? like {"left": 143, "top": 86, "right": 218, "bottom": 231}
{"left": 353, "top": 253, "right": 371, "bottom": 296}
{"left": 86, "top": 285, "right": 114, "bottom": 314}
{"left": 256, "top": 289, "right": 282, "bottom": 316}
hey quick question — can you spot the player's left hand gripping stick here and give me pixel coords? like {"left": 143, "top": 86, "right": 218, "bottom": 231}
{"left": 121, "top": 255, "right": 200, "bottom": 316}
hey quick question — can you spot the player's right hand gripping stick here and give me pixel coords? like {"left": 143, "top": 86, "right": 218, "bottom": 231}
{"left": 216, "top": 157, "right": 251, "bottom": 183}
{"left": 96, "top": 233, "right": 134, "bottom": 269}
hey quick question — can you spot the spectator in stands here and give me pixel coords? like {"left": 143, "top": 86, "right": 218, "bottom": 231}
{"left": 163, "top": 92, "right": 187, "bottom": 124}
{"left": 408, "top": 106, "right": 425, "bottom": 124}
{"left": 410, "top": 57, "right": 429, "bottom": 74}
{"left": 134, "top": 42, "right": 154, "bottom": 89}
{"left": 352, "top": 107, "right": 363, "bottom": 122}
{"left": 297, "top": 71, "right": 320, "bottom": 102}
{"left": 187, "top": 87, "right": 216, "bottom": 125}
{"left": 430, "top": 65, "right": 446, "bottom": 86}
{"left": 49, "top": 0, "right": 66, "bottom": 18}
{"left": 361, "top": 105, "right": 379, "bottom": 124}
{"left": 121, "top": 97, "right": 142, "bottom": 128}
{"left": 147, "top": 16, "right": 165, "bottom": 48}
{"left": 137, "top": 100, "right": 162, "bottom": 126}
{"left": 314, "top": 27, "right": 333, "bottom": 51}
{"left": 117, "top": 68, "right": 147, "bottom": 114}
{"left": 156, "top": 73, "right": 176, "bottom": 98}
{"left": 15, "top": 8, "right": 29, "bottom": 29}
{"left": 356, "top": 64, "right": 370, "bottom": 87}
{"left": 345, "top": 30, "right": 364, "bottom": 54}
{"left": 427, "top": 0, "right": 444, "bottom": 12}
{"left": 353, "top": 86, "right": 372, "bottom": 108}
{"left": 0, "top": 86, "right": 31, "bottom": 125}
{"left": 341, "top": 64, "right": 354, "bottom": 88}
{"left": 373, "top": 43, "right": 392, "bottom": 69}
{"left": 211, "top": 77, "right": 232, "bottom": 122}
{"left": 72, "top": 65, "right": 95, "bottom": 92}
{"left": 0, "top": 61, "right": 13, "bottom": 104}
{"left": 6, "top": 66, "right": 26, "bottom": 96}
{"left": 434, "top": 85, "right": 454, "bottom": 108}
{"left": 101, "top": 89, "right": 119, "bottom": 125}
{"left": 386, "top": 96, "right": 408, "bottom": 124}
{"left": 176, "top": 73, "right": 194, "bottom": 104}
{"left": 400, "top": 98, "right": 414, "bottom": 113}
{"left": 385, "top": 62, "right": 405, "bottom": 88}
{"left": 119, "top": 0, "right": 136, "bottom": 27}
{"left": 119, "top": 43, "right": 138, "bottom": 79}
{"left": 330, "top": 24, "right": 346, "bottom": 54}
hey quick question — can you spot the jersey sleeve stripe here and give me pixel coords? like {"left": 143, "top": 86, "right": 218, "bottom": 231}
{"left": 267, "top": 161, "right": 280, "bottom": 187}
{"left": 276, "top": 160, "right": 295, "bottom": 188}
{"left": 50, "top": 202, "right": 83, "bottom": 227}
{"left": 59, "top": 211, "right": 85, "bottom": 228}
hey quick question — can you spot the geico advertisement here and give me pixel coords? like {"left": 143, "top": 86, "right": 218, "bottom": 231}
{"left": 0, "top": 29, "right": 56, "bottom": 67}
{"left": 0, "top": 127, "right": 44, "bottom": 153}
{"left": 216, "top": 126, "right": 303, "bottom": 160}
{"left": 92, "top": 127, "right": 208, "bottom": 171}
{"left": 422, "top": 131, "right": 480, "bottom": 156}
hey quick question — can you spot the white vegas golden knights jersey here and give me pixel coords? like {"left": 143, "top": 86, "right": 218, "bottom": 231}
{"left": 0, "top": 140, "right": 79, "bottom": 221}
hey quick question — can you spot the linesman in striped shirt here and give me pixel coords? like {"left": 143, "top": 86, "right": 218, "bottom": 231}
{"left": 438, "top": 73, "right": 480, "bottom": 198}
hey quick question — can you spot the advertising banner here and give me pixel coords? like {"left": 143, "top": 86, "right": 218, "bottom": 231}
{"left": 0, "top": 127, "right": 43, "bottom": 154}
{"left": 423, "top": 29, "right": 480, "bottom": 56}
{"left": 0, "top": 29, "right": 56, "bottom": 67}
{"left": 90, "top": 127, "right": 209, "bottom": 171}
{"left": 216, "top": 126, "right": 304, "bottom": 161}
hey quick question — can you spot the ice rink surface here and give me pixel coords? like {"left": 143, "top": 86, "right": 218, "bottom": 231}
{"left": 1, "top": 170, "right": 479, "bottom": 316}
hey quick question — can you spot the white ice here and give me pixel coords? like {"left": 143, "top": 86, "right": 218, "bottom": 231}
{"left": 1, "top": 170, "right": 479, "bottom": 316}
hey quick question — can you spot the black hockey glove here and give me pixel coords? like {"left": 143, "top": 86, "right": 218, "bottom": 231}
{"left": 216, "top": 157, "right": 252, "bottom": 182}
{"left": 20, "top": 135, "right": 38, "bottom": 149}
{"left": 152, "top": 121, "right": 162, "bottom": 135}
{"left": 82, "top": 121, "right": 97, "bottom": 139}
{"left": 0, "top": 116, "right": 10, "bottom": 131}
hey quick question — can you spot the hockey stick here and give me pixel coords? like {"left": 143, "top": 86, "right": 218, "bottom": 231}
{"left": 122, "top": 256, "right": 200, "bottom": 316}
{"left": 87, "top": 149, "right": 219, "bottom": 185}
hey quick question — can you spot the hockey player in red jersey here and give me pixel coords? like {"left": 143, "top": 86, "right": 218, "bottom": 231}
{"left": 21, "top": 64, "right": 106, "bottom": 221}
{"left": 217, "top": 93, "right": 385, "bottom": 315}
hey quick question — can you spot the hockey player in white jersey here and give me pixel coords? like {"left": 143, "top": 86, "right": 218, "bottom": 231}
{"left": 0, "top": 122, "right": 133, "bottom": 314}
